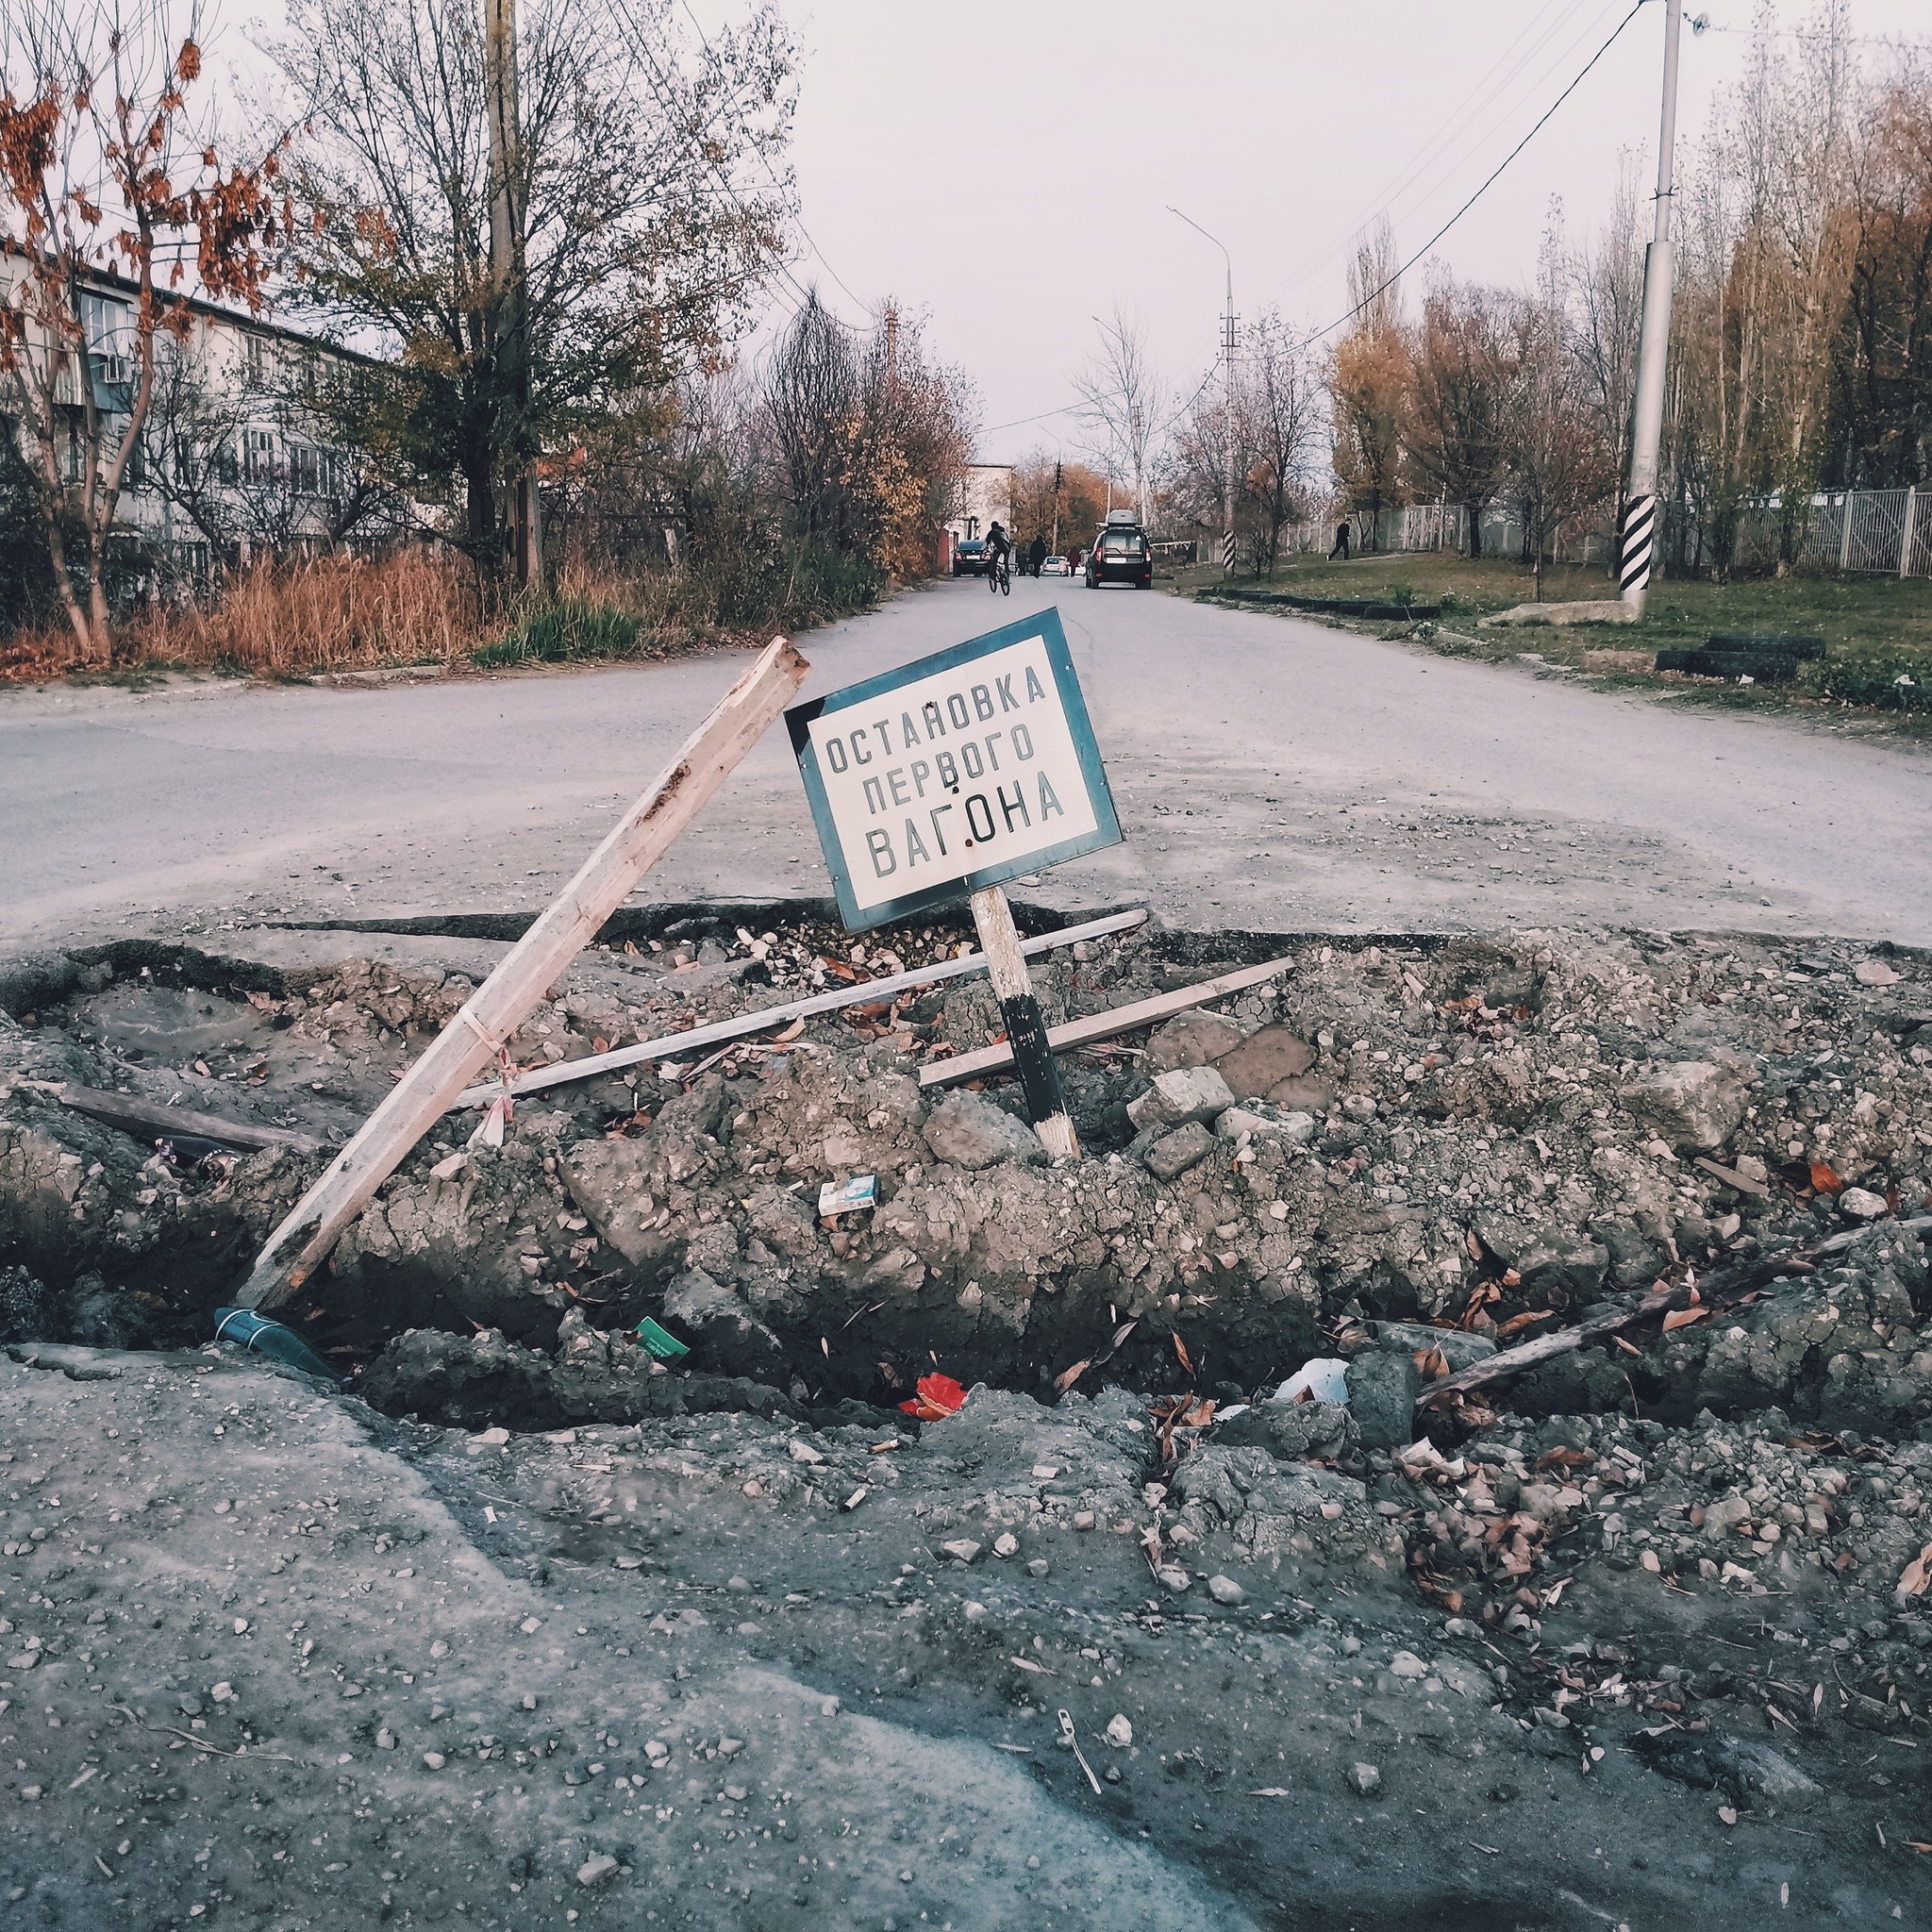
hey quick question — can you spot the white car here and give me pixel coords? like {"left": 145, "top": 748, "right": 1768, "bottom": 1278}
{"left": 1040, "top": 554, "right": 1072, "bottom": 576}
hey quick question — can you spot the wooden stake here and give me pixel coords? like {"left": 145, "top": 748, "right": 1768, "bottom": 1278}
{"left": 236, "top": 635, "right": 809, "bottom": 1311}
{"left": 920, "top": 955, "right": 1294, "bottom": 1089}
{"left": 449, "top": 908, "right": 1150, "bottom": 1109}
{"left": 969, "top": 885, "right": 1078, "bottom": 1160}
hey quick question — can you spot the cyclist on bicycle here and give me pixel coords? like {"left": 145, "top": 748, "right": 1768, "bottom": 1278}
{"left": 985, "top": 521, "right": 1012, "bottom": 581}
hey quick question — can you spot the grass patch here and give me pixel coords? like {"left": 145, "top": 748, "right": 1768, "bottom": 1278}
{"left": 1172, "top": 551, "right": 1932, "bottom": 730}
{"left": 473, "top": 599, "right": 653, "bottom": 669}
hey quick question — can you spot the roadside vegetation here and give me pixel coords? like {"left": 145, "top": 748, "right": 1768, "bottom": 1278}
{"left": 1176, "top": 552, "right": 1932, "bottom": 731}
{"left": 0, "top": 2, "right": 970, "bottom": 686}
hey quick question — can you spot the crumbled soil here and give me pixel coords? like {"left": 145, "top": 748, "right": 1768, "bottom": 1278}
{"left": 4, "top": 912, "right": 1932, "bottom": 1926}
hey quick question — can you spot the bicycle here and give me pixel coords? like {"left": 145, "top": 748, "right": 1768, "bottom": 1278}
{"left": 988, "top": 549, "right": 1010, "bottom": 595}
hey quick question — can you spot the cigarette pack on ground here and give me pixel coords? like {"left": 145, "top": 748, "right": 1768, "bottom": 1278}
{"left": 819, "top": 1174, "right": 876, "bottom": 1217}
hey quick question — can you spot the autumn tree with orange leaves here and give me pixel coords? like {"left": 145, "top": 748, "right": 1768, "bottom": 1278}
{"left": 0, "top": 1, "right": 286, "bottom": 660}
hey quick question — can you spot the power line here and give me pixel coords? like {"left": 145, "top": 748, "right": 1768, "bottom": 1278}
{"left": 675, "top": 0, "right": 874, "bottom": 323}
{"left": 1294, "top": 0, "right": 1648, "bottom": 352}
{"left": 612, "top": 5, "right": 866, "bottom": 333}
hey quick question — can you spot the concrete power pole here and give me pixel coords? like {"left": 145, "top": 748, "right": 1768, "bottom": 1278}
{"left": 1169, "top": 208, "right": 1236, "bottom": 576}
{"left": 1618, "top": 0, "right": 1682, "bottom": 614}
{"left": 1052, "top": 458, "right": 1062, "bottom": 556}
{"left": 485, "top": 0, "right": 540, "bottom": 586}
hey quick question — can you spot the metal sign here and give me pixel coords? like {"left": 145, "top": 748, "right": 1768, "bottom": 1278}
{"left": 786, "top": 608, "right": 1121, "bottom": 931}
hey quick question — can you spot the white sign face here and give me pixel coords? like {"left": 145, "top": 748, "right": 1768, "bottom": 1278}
{"left": 787, "top": 609, "right": 1121, "bottom": 931}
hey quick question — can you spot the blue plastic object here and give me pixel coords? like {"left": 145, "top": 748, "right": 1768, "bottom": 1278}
{"left": 213, "top": 1307, "right": 343, "bottom": 1382}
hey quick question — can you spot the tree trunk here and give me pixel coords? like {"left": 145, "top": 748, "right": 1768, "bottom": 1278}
{"left": 1468, "top": 504, "right": 1485, "bottom": 559}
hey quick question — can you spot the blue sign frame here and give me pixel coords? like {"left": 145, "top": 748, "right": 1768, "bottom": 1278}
{"left": 786, "top": 606, "right": 1122, "bottom": 932}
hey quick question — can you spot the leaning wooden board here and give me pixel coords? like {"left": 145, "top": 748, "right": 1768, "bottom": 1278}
{"left": 918, "top": 956, "right": 1295, "bottom": 1088}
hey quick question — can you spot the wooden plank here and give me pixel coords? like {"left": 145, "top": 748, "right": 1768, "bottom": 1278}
{"left": 237, "top": 635, "right": 810, "bottom": 1311}
{"left": 45, "top": 1082, "right": 328, "bottom": 1156}
{"left": 448, "top": 908, "right": 1150, "bottom": 1108}
{"left": 919, "top": 956, "right": 1296, "bottom": 1089}
{"left": 970, "top": 884, "right": 1078, "bottom": 1160}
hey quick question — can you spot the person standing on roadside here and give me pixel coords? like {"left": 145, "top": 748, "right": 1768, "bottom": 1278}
{"left": 1028, "top": 535, "right": 1047, "bottom": 578}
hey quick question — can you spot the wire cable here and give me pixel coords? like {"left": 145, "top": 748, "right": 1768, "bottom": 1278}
{"left": 1293, "top": 0, "right": 1648, "bottom": 351}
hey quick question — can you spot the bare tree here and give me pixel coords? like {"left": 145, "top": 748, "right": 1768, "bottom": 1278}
{"left": 1404, "top": 275, "right": 1519, "bottom": 558}
{"left": 1074, "top": 305, "right": 1161, "bottom": 524}
{"left": 1233, "top": 308, "right": 1322, "bottom": 573}
{"left": 1328, "top": 219, "right": 1407, "bottom": 549}
{"left": 272, "top": 0, "right": 794, "bottom": 572}
{"left": 0, "top": 0, "right": 285, "bottom": 658}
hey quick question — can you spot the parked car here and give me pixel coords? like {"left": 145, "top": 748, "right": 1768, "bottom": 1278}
{"left": 1041, "top": 554, "right": 1072, "bottom": 576}
{"left": 953, "top": 539, "right": 988, "bottom": 577}
{"left": 1085, "top": 520, "right": 1153, "bottom": 589}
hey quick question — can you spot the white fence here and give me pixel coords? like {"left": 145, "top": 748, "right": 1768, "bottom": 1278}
{"left": 1282, "top": 484, "right": 1930, "bottom": 579}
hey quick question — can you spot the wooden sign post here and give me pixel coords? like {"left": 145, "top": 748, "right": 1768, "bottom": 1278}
{"left": 969, "top": 884, "right": 1078, "bottom": 1158}
{"left": 236, "top": 634, "right": 809, "bottom": 1311}
{"left": 787, "top": 608, "right": 1119, "bottom": 1157}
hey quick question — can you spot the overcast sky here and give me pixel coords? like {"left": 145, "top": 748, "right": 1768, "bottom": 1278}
{"left": 689, "top": 0, "right": 1927, "bottom": 465}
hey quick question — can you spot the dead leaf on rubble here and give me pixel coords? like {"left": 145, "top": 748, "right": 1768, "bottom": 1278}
{"left": 1662, "top": 1306, "right": 1711, "bottom": 1332}
{"left": 1414, "top": 1346, "right": 1450, "bottom": 1382}
{"left": 772, "top": 1017, "right": 807, "bottom": 1043}
{"left": 1009, "top": 1656, "right": 1054, "bottom": 1675}
{"left": 1809, "top": 1158, "right": 1846, "bottom": 1194}
{"left": 1495, "top": 1308, "right": 1555, "bottom": 1339}
{"left": 1054, "top": 1358, "right": 1091, "bottom": 1393}
{"left": 1110, "top": 1321, "right": 1138, "bottom": 1353}
{"left": 1536, "top": 1447, "right": 1595, "bottom": 1472}
{"left": 1899, "top": 1541, "right": 1932, "bottom": 1598}
{"left": 1173, "top": 1333, "right": 1195, "bottom": 1376}
{"left": 1611, "top": 1333, "right": 1643, "bottom": 1356}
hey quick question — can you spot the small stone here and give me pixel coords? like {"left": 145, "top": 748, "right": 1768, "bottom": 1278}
{"left": 232, "top": 1618, "right": 249, "bottom": 1635}
{"left": 1388, "top": 1650, "right": 1428, "bottom": 1680}
{"left": 1145, "top": 1010, "right": 1250, "bottom": 1072}
{"left": 962, "top": 1601, "right": 988, "bottom": 1623}
{"left": 576, "top": 1853, "right": 620, "bottom": 1888}
{"left": 422, "top": 1751, "right": 446, "bottom": 1771}
{"left": 1206, "top": 1574, "right": 1245, "bottom": 1606}
{"left": 1618, "top": 1061, "right": 1749, "bottom": 1154}
{"left": 820, "top": 1696, "right": 841, "bottom": 1717}
{"left": 1156, "top": 1565, "right": 1191, "bottom": 1594}
{"left": 724, "top": 1784, "right": 747, "bottom": 1803}
{"left": 518, "top": 1618, "right": 541, "bottom": 1636}
{"left": 177, "top": 1695, "right": 204, "bottom": 1716}
{"left": 727, "top": 1575, "right": 753, "bottom": 1592}
{"left": 1126, "top": 1065, "right": 1238, "bottom": 1132}
{"left": 1072, "top": 1511, "right": 1095, "bottom": 1531}
{"left": 429, "top": 1640, "right": 450, "bottom": 1659}
{"left": 1532, "top": 1706, "right": 1571, "bottom": 1730}
{"left": 475, "top": 1426, "right": 510, "bottom": 1447}
{"left": 718, "top": 1737, "right": 742, "bottom": 1757}
{"left": 1141, "top": 1120, "right": 1216, "bottom": 1181}
{"left": 991, "top": 1532, "right": 1020, "bottom": 1559}
{"left": 1104, "top": 1714, "right": 1134, "bottom": 1748}
{"left": 375, "top": 1728, "right": 395, "bottom": 1750}
{"left": 941, "top": 1539, "right": 983, "bottom": 1564}
{"left": 1346, "top": 1762, "right": 1381, "bottom": 1797}
{"left": 1854, "top": 958, "right": 1901, "bottom": 987}
{"left": 1026, "top": 1559, "right": 1049, "bottom": 1579}
{"left": 1839, "top": 1187, "right": 1887, "bottom": 1220}
{"left": 209, "top": 1681, "right": 234, "bottom": 1704}
{"left": 789, "top": 1440, "right": 824, "bottom": 1465}
{"left": 923, "top": 1091, "right": 1047, "bottom": 1170}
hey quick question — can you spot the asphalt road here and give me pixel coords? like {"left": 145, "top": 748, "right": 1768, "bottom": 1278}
{"left": 3, "top": 575, "right": 1927, "bottom": 945}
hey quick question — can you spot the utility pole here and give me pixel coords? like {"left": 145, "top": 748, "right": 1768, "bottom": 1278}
{"left": 883, "top": 302, "right": 899, "bottom": 392}
{"left": 1618, "top": 0, "right": 1681, "bottom": 614}
{"left": 485, "top": 0, "right": 539, "bottom": 586}
{"left": 1052, "top": 457, "right": 1062, "bottom": 556}
{"left": 1170, "top": 208, "right": 1236, "bottom": 576}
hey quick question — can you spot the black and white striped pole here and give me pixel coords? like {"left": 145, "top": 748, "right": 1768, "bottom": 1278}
{"left": 1619, "top": 0, "right": 1682, "bottom": 615}
{"left": 969, "top": 885, "right": 1079, "bottom": 1161}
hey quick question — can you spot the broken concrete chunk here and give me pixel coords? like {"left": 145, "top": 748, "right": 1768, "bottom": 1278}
{"left": 1838, "top": 1187, "right": 1887, "bottom": 1220}
{"left": 1144, "top": 1009, "right": 1251, "bottom": 1073}
{"left": 1213, "top": 1024, "right": 1315, "bottom": 1099}
{"left": 659, "top": 1269, "right": 785, "bottom": 1379}
{"left": 1213, "top": 1106, "right": 1316, "bottom": 1145}
{"left": 1345, "top": 1347, "right": 1419, "bottom": 1449}
{"left": 1126, "top": 1064, "right": 1237, "bottom": 1132}
{"left": 1367, "top": 1322, "right": 1496, "bottom": 1371}
{"left": 940, "top": 1539, "right": 982, "bottom": 1564}
{"left": 1618, "top": 1060, "right": 1749, "bottom": 1153}
{"left": 1141, "top": 1121, "right": 1216, "bottom": 1181}
{"left": 1262, "top": 1073, "right": 1337, "bottom": 1112}
{"left": 922, "top": 1091, "right": 1046, "bottom": 1170}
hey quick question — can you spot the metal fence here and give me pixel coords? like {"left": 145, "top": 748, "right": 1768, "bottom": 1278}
{"left": 1282, "top": 485, "right": 1929, "bottom": 579}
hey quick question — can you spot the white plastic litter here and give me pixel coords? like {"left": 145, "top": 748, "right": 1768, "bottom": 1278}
{"left": 1272, "top": 1357, "right": 1349, "bottom": 1406}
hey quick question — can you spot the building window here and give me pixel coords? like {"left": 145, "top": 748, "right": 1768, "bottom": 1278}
{"left": 80, "top": 292, "right": 132, "bottom": 385}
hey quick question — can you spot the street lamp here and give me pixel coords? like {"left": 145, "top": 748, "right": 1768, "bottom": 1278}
{"left": 1169, "top": 206, "right": 1236, "bottom": 576}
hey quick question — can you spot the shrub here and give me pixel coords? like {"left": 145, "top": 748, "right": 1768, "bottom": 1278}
{"left": 474, "top": 599, "right": 651, "bottom": 668}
